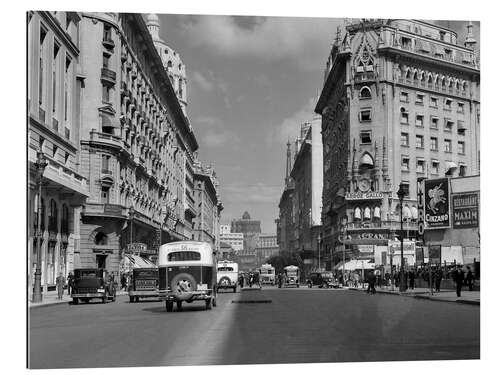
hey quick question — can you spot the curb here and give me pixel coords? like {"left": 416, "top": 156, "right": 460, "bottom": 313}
{"left": 29, "top": 291, "right": 128, "bottom": 310}
{"left": 347, "top": 287, "right": 480, "bottom": 306}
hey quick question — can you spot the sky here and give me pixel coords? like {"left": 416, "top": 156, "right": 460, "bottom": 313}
{"left": 151, "top": 15, "right": 479, "bottom": 233}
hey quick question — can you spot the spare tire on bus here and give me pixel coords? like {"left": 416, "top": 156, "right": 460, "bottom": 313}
{"left": 171, "top": 273, "right": 196, "bottom": 301}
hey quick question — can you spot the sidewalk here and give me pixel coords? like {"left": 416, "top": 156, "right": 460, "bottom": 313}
{"left": 345, "top": 285, "right": 480, "bottom": 305}
{"left": 28, "top": 289, "right": 128, "bottom": 309}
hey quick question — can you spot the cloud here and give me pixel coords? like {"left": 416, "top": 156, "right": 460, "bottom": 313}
{"left": 202, "top": 131, "right": 237, "bottom": 147}
{"left": 191, "top": 71, "right": 214, "bottom": 91}
{"left": 179, "top": 15, "right": 342, "bottom": 70}
{"left": 268, "top": 97, "right": 318, "bottom": 144}
{"left": 223, "top": 182, "right": 282, "bottom": 205}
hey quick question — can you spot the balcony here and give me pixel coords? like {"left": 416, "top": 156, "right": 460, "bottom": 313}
{"left": 101, "top": 168, "right": 113, "bottom": 176}
{"left": 82, "top": 203, "right": 128, "bottom": 219}
{"left": 102, "top": 38, "right": 115, "bottom": 49}
{"left": 347, "top": 220, "right": 418, "bottom": 231}
{"left": 101, "top": 68, "right": 116, "bottom": 85}
{"left": 89, "top": 129, "right": 122, "bottom": 150}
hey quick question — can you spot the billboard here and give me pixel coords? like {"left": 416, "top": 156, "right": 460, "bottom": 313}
{"left": 424, "top": 178, "right": 451, "bottom": 229}
{"left": 428, "top": 245, "right": 442, "bottom": 264}
{"left": 452, "top": 192, "right": 479, "bottom": 229}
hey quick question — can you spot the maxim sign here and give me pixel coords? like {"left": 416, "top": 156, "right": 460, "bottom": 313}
{"left": 424, "top": 178, "right": 451, "bottom": 229}
{"left": 452, "top": 192, "right": 479, "bottom": 229}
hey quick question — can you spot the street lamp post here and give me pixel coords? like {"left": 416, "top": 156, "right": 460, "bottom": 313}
{"left": 317, "top": 233, "right": 322, "bottom": 271}
{"left": 397, "top": 182, "right": 406, "bottom": 292}
{"left": 33, "top": 151, "right": 48, "bottom": 303}
{"left": 129, "top": 206, "right": 135, "bottom": 252}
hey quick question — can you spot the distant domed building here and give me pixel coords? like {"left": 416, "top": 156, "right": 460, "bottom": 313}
{"left": 231, "top": 212, "right": 261, "bottom": 253}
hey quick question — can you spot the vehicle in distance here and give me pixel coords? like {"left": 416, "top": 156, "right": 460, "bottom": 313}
{"left": 71, "top": 268, "right": 116, "bottom": 304}
{"left": 258, "top": 263, "right": 276, "bottom": 285}
{"left": 306, "top": 272, "right": 338, "bottom": 288}
{"left": 283, "top": 265, "right": 300, "bottom": 288}
{"left": 217, "top": 260, "right": 238, "bottom": 293}
{"left": 128, "top": 267, "right": 159, "bottom": 302}
{"left": 158, "top": 241, "right": 217, "bottom": 312}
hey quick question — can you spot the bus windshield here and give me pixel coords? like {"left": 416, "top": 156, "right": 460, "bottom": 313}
{"left": 167, "top": 251, "right": 201, "bottom": 262}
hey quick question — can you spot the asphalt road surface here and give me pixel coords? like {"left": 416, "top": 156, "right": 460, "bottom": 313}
{"left": 29, "top": 287, "right": 479, "bottom": 369}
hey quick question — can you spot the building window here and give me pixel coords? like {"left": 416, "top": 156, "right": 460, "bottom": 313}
{"left": 48, "top": 199, "right": 58, "bottom": 232}
{"left": 103, "top": 53, "right": 109, "bottom": 69}
{"left": 445, "top": 119, "right": 454, "bottom": 132}
{"left": 359, "top": 86, "right": 372, "bottom": 99}
{"left": 400, "top": 108, "right": 409, "bottom": 124}
{"left": 431, "top": 161, "right": 439, "bottom": 175}
{"left": 52, "top": 145, "right": 58, "bottom": 158}
{"left": 416, "top": 159, "right": 425, "bottom": 173}
{"left": 103, "top": 25, "right": 112, "bottom": 42}
{"left": 457, "top": 121, "right": 466, "bottom": 136}
{"left": 444, "top": 98, "right": 452, "bottom": 110}
{"left": 430, "top": 137, "right": 438, "bottom": 151}
{"left": 458, "top": 141, "right": 465, "bottom": 154}
{"left": 400, "top": 182, "right": 410, "bottom": 196}
{"left": 415, "top": 114, "right": 424, "bottom": 127}
{"left": 101, "top": 187, "right": 110, "bottom": 204}
{"left": 360, "top": 130, "right": 372, "bottom": 144}
{"left": 102, "top": 85, "right": 111, "bottom": 103}
{"left": 363, "top": 207, "right": 371, "bottom": 220}
{"left": 94, "top": 232, "right": 108, "bottom": 245}
{"left": 64, "top": 56, "right": 71, "bottom": 123}
{"left": 459, "top": 165, "right": 467, "bottom": 177}
{"left": 102, "top": 154, "right": 111, "bottom": 173}
{"left": 416, "top": 94, "right": 424, "bottom": 105}
{"left": 401, "top": 156, "right": 410, "bottom": 171}
{"left": 458, "top": 102, "right": 464, "bottom": 113}
{"left": 431, "top": 117, "right": 439, "bottom": 129}
{"left": 430, "top": 97, "right": 438, "bottom": 108}
{"left": 444, "top": 139, "right": 452, "bottom": 153}
{"left": 61, "top": 204, "right": 69, "bottom": 234}
{"left": 354, "top": 207, "right": 361, "bottom": 221}
{"left": 401, "top": 132, "right": 409, "bottom": 147}
{"left": 39, "top": 25, "right": 48, "bottom": 108}
{"left": 416, "top": 135, "right": 424, "bottom": 148}
{"left": 359, "top": 109, "right": 372, "bottom": 122}
{"left": 52, "top": 42, "right": 60, "bottom": 115}
{"left": 400, "top": 91, "right": 409, "bottom": 103}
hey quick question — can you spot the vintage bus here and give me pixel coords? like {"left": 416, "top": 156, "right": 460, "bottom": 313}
{"left": 216, "top": 260, "right": 239, "bottom": 293}
{"left": 258, "top": 263, "right": 276, "bottom": 285}
{"left": 158, "top": 241, "right": 217, "bottom": 312}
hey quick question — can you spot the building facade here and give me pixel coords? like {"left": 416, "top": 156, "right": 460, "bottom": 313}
{"left": 28, "top": 11, "right": 89, "bottom": 295}
{"left": 193, "top": 161, "right": 223, "bottom": 251}
{"left": 277, "top": 141, "right": 295, "bottom": 256}
{"left": 255, "top": 234, "right": 280, "bottom": 266}
{"left": 77, "top": 12, "right": 198, "bottom": 272}
{"left": 231, "top": 212, "right": 261, "bottom": 252}
{"left": 315, "top": 19, "right": 480, "bottom": 267}
{"left": 219, "top": 225, "right": 244, "bottom": 252}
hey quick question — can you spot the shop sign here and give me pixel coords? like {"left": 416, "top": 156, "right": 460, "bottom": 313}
{"left": 388, "top": 240, "right": 416, "bottom": 254}
{"left": 338, "top": 232, "right": 388, "bottom": 241}
{"left": 429, "top": 245, "right": 441, "bottom": 264}
{"left": 357, "top": 245, "right": 375, "bottom": 253}
{"left": 452, "top": 192, "right": 479, "bottom": 229}
{"left": 126, "top": 242, "right": 147, "bottom": 253}
{"left": 345, "top": 192, "right": 384, "bottom": 200}
{"left": 424, "top": 178, "right": 450, "bottom": 229}
{"left": 416, "top": 178, "right": 426, "bottom": 238}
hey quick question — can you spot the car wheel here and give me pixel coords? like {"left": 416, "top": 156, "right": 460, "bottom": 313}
{"left": 129, "top": 296, "right": 134, "bottom": 303}
{"left": 83, "top": 298, "right": 90, "bottom": 303}
{"left": 171, "top": 273, "right": 196, "bottom": 301}
{"left": 233, "top": 286, "right": 237, "bottom": 293}
{"left": 102, "top": 292, "right": 108, "bottom": 304}
{"left": 112, "top": 291, "right": 116, "bottom": 302}
{"left": 205, "top": 299, "right": 212, "bottom": 310}
{"left": 73, "top": 298, "right": 79, "bottom": 305}
{"left": 166, "top": 301, "right": 173, "bottom": 312}
{"left": 176, "top": 301, "right": 182, "bottom": 311}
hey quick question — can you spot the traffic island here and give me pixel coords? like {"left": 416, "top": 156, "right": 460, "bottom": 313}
{"left": 232, "top": 289, "right": 272, "bottom": 304}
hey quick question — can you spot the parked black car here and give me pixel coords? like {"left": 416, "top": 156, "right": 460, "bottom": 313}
{"left": 306, "top": 272, "right": 338, "bottom": 288}
{"left": 71, "top": 268, "right": 116, "bottom": 304}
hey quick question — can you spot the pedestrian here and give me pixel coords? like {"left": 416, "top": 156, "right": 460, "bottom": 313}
{"left": 384, "top": 272, "right": 390, "bottom": 289}
{"left": 353, "top": 271, "right": 360, "bottom": 288}
{"left": 56, "top": 272, "right": 65, "bottom": 300}
{"left": 466, "top": 266, "right": 474, "bottom": 291}
{"left": 394, "top": 272, "right": 400, "bottom": 288}
{"left": 67, "top": 272, "right": 74, "bottom": 295}
{"left": 452, "top": 266, "right": 465, "bottom": 297}
{"left": 121, "top": 273, "right": 127, "bottom": 290}
{"left": 277, "top": 272, "right": 283, "bottom": 288}
{"left": 434, "top": 267, "right": 443, "bottom": 292}
{"left": 254, "top": 271, "right": 262, "bottom": 289}
{"left": 408, "top": 269, "right": 415, "bottom": 290}
{"left": 366, "top": 270, "right": 376, "bottom": 294}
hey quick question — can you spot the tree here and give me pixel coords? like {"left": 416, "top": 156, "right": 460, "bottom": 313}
{"left": 266, "top": 251, "right": 299, "bottom": 274}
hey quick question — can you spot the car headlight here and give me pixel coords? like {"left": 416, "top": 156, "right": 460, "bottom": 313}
{"left": 97, "top": 288, "right": 105, "bottom": 293}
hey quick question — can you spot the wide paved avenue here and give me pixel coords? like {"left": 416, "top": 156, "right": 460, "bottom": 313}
{"left": 29, "top": 288, "right": 479, "bottom": 368}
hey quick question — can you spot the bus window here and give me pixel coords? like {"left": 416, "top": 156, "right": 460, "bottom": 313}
{"left": 167, "top": 251, "right": 201, "bottom": 262}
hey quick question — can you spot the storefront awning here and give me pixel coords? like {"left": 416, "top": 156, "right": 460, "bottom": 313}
{"left": 445, "top": 161, "right": 458, "bottom": 173}
{"left": 120, "top": 254, "right": 156, "bottom": 273}
{"left": 334, "top": 259, "right": 375, "bottom": 271}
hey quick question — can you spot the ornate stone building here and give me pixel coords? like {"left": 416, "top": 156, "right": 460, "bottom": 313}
{"left": 255, "top": 234, "right": 280, "bottom": 266}
{"left": 77, "top": 13, "right": 198, "bottom": 272}
{"left": 277, "top": 141, "right": 295, "bottom": 256}
{"left": 315, "top": 19, "right": 480, "bottom": 266}
{"left": 231, "top": 212, "right": 261, "bottom": 252}
{"left": 28, "top": 11, "right": 89, "bottom": 295}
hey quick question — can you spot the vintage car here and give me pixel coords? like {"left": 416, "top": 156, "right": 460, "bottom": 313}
{"left": 128, "top": 267, "right": 159, "bottom": 302}
{"left": 306, "top": 272, "right": 338, "bottom": 288}
{"left": 158, "top": 241, "right": 217, "bottom": 312}
{"left": 284, "top": 265, "right": 300, "bottom": 288}
{"left": 216, "top": 260, "right": 238, "bottom": 293}
{"left": 71, "top": 268, "right": 116, "bottom": 304}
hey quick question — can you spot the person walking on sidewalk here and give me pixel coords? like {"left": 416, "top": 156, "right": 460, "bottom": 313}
{"left": 452, "top": 266, "right": 465, "bottom": 297}
{"left": 67, "top": 272, "right": 74, "bottom": 295}
{"left": 466, "top": 266, "right": 474, "bottom": 291}
{"left": 408, "top": 269, "right": 415, "bottom": 290}
{"left": 366, "top": 270, "right": 376, "bottom": 294}
{"left": 56, "top": 273, "right": 65, "bottom": 300}
{"left": 435, "top": 267, "right": 443, "bottom": 292}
